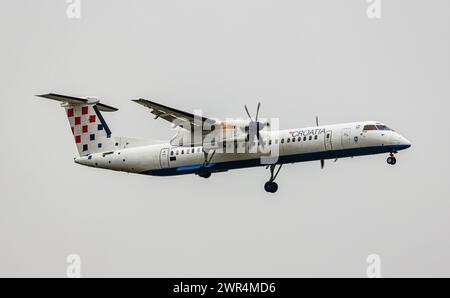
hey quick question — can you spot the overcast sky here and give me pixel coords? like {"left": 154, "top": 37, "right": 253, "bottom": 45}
{"left": 0, "top": 0, "right": 449, "bottom": 277}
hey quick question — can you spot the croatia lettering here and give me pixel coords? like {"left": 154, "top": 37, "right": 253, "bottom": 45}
{"left": 289, "top": 128, "right": 326, "bottom": 138}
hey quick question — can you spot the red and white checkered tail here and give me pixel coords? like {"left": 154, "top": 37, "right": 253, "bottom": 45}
{"left": 37, "top": 94, "right": 118, "bottom": 156}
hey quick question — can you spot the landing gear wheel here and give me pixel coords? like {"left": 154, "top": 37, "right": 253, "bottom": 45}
{"left": 387, "top": 156, "right": 397, "bottom": 165}
{"left": 264, "top": 181, "right": 278, "bottom": 193}
{"left": 198, "top": 167, "right": 211, "bottom": 178}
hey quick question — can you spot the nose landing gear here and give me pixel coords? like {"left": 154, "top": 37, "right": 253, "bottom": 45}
{"left": 387, "top": 153, "right": 397, "bottom": 165}
{"left": 265, "top": 164, "right": 282, "bottom": 193}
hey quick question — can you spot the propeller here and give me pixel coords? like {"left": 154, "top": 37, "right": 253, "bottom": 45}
{"left": 316, "top": 115, "right": 325, "bottom": 169}
{"left": 244, "top": 102, "right": 269, "bottom": 143}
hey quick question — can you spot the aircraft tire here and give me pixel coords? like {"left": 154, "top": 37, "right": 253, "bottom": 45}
{"left": 198, "top": 167, "right": 211, "bottom": 178}
{"left": 387, "top": 156, "right": 397, "bottom": 165}
{"left": 264, "top": 182, "right": 278, "bottom": 193}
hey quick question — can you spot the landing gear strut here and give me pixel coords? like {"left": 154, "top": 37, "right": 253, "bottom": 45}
{"left": 265, "top": 164, "right": 282, "bottom": 193}
{"left": 387, "top": 153, "right": 397, "bottom": 165}
{"left": 197, "top": 149, "right": 216, "bottom": 179}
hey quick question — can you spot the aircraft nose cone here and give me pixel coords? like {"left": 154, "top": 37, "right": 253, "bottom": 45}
{"left": 400, "top": 136, "right": 411, "bottom": 149}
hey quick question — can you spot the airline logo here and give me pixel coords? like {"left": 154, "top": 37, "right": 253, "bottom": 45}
{"left": 66, "top": 105, "right": 106, "bottom": 154}
{"left": 288, "top": 128, "right": 326, "bottom": 138}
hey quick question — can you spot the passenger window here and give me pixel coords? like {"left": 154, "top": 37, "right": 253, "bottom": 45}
{"left": 269, "top": 140, "right": 272, "bottom": 146}
{"left": 292, "top": 138, "right": 295, "bottom": 143}
{"left": 363, "top": 125, "right": 377, "bottom": 131}
{"left": 170, "top": 151, "right": 174, "bottom": 156}
{"left": 281, "top": 139, "right": 285, "bottom": 144}
{"left": 303, "top": 136, "right": 307, "bottom": 141}
{"left": 287, "top": 138, "right": 290, "bottom": 143}
{"left": 181, "top": 150, "right": 184, "bottom": 154}
{"left": 326, "top": 133, "right": 330, "bottom": 139}
{"left": 192, "top": 148, "right": 195, "bottom": 154}
{"left": 176, "top": 150, "right": 179, "bottom": 155}
{"left": 298, "top": 137, "right": 301, "bottom": 142}
{"left": 314, "top": 135, "right": 318, "bottom": 140}
{"left": 309, "top": 136, "right": 312, "bottom": 141}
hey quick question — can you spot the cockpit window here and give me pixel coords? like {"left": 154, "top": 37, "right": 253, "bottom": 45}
{"left": 376, "top": 125, "right": 391, "bottom": 131}
{"left": 363, "top": 125, "right": 377, "bottom": 131}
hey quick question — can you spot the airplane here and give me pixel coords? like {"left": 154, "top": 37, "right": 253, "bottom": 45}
{"left": 37, "top": 93, "right": 411, "bottom": 193}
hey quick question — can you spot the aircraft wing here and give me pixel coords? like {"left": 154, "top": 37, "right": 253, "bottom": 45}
{"left": 132, "top": 98, "right": 217, "bottom": 131}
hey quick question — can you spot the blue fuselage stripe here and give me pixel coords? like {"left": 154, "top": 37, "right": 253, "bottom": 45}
{"left": 176, "top": 163, "right": 216, "bottom": 171}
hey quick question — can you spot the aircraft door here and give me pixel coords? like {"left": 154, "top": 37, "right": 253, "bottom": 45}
{"left": 324, "top": 130, "right": 332, "bottom": 150}
{"left": 341, "top": 128, "right": 352, "bottom": 148}
{"left": 160, "top": 148, "right": 170, "bottom": 168}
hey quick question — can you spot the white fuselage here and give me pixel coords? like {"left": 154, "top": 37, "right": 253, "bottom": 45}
{"left": 75, "top": 121, "right": 411, "bottom": 176}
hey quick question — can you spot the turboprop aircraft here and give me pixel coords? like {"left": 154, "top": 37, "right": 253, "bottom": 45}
{"left": 37, "top": 93, "right": 411, "bottom": 193}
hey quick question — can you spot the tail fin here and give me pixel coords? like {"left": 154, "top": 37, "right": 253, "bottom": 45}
{"left": 37, "top": 93, "right": 118, "bottom": 156}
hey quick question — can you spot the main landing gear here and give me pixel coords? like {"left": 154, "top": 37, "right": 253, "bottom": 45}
{"left": 197, "top": 149, "right": 216, "bottom": 179}
{"left": 198, "top": 167, "right": 211, "bottom": 178}
{"left": 264, "top": 164, "right": 283, "bottom": 193}
{"left": 387, "top": 153, "right": 397, "bottom": 165}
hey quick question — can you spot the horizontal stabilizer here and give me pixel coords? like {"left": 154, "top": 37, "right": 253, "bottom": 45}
{"left": 37, "top": 93, "right": 118, "bottom": 112}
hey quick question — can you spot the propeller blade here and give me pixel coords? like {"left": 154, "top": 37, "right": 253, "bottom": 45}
{"left": 320, "top": 159, "right": 325, "bottom": 169}
{"left": 255, "top": 102, "right": 261, "bottom": 121}
{"left": 245, "top": 105, "right": 253, "bottom": 121}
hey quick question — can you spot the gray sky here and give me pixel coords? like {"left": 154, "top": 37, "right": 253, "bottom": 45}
{"left": 0, "top": 0, "right": 449, "bottom": 277}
